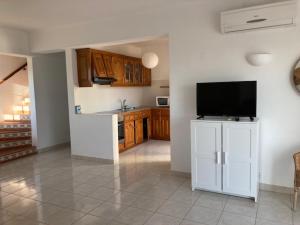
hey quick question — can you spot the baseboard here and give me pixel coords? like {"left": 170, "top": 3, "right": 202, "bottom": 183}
{"left": 72, "top": 154, "right": 113, "bottom": 164}
{"left": 37, "top": 142, "right": 70, "bottom": 152}
{"left": 169, "top": 170, "right": 293, "bottom": 194}
{"left": 260, "top": 183, "right": 293, "bottom": 194}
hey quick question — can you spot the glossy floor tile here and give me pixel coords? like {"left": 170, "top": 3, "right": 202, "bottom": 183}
{"left": 0, "top": 140, "right": 296, "bottom": 224}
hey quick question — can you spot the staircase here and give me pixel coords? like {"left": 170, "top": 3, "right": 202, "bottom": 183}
{"left": 0, "top": 97, "right": 37, "bottom": 163}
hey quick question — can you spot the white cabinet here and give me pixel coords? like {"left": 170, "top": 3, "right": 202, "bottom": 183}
{"left": 191, "top": 119, "right": 259, "bottom": 201}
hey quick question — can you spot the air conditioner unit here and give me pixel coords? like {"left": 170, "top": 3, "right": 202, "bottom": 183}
{"left": 221, "top": 1, "right": 297, "bottom": 34}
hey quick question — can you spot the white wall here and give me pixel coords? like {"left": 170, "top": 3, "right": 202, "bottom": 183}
{"left": 141, "top": 41, "right": 169, "bottom": 81}
{"left": 29, "top": 1, "right": 300, "bottom": 188}
{"left": 0, "top": 27, "right": 29, "bottom": 55}
{"left": 32, "top": 52, "right": 70, "bottom": 149}
{"left": 140, "top": 41, "right": 170, "bottom": 106}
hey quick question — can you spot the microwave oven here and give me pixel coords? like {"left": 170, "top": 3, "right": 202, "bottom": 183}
{"left": 156, "top": 96, "right": 169, "bottom": 107}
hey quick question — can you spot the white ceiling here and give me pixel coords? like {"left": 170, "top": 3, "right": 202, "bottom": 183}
{"left": 0, "top": 0, "right": 201, "bottom": 30}
{"left": 0, "top": 0, "right": 296, "bottom": 31}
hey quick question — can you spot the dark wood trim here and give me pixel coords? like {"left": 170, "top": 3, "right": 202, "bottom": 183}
{"left": 0, "top": 63, "right": 27, "bottom": 85}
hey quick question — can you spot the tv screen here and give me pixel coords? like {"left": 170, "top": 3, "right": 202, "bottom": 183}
{"left": 197, "top": 81, "right": 257, "bottom": 117}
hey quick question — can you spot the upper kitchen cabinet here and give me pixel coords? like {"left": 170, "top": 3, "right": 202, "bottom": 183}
{"left": 143, "top": 67, "right": 151, "bottom": 86}
{"left": 76, "top": 48, "right": 151, "bottom": 87}
{"left": 111, "top": 55, "right": 124, "bottom": 86}
{"left": 101, "top": 53, "right": 114, "bottom": 77}
{"left": 76, "top": 49, "right": 93, "bottom": 87}
{"left": 124, "top": 57, "right": 135, "bottom": 86}
{"left": 92, "top": 52, "right": 107, "bottom": 77}
{"left": 133, "top": 59, "right": 143, "bottom": 86}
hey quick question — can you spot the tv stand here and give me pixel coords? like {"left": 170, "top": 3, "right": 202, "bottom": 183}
{"left": 197, "top": 115, "right": 204, "bottom": 120}
{"left": 191, "top": 119, "right": 260, "bottom": 201}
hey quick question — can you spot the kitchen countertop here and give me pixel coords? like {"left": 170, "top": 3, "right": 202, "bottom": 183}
{"left": 95, "top": 106, "right": 169, "bottom": 121}
{"left": 95, "top": 106, "right": 169, "bottom": 115}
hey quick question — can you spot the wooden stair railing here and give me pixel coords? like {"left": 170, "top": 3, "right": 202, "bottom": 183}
{"left": 0, "top": 63, "right": 27, "bottom": 85}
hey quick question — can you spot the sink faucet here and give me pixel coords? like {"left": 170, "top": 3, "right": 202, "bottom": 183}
{"left": 120, "top": 99, "right": 127, "bottom": 111}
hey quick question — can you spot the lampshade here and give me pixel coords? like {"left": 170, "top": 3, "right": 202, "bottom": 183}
{"left": 142, "top": 52, "right": 159, "bottom": 69}
{"left": 246, "top": 53, "right": 273, "bottom": 66}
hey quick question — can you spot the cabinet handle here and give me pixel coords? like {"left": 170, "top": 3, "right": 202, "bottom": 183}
{"left": 216, "top": 152, "right": 221, "bottom": 164}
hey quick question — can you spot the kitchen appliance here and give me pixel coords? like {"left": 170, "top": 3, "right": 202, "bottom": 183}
{"left": 156, "top": 96, "right": 169, "bottom": 107}
{"left": 118, "top": 121, "right": 124, "bottom": 142}
{"left": 197, "top": 81, "right": 257, "bottom": 119}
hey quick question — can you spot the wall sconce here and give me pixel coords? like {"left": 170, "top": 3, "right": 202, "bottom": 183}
{"left": 246, "top": 53, "right": 273, "bottom": 66}
{"left": 142, "top": 52, "right": 159, "bottom": 69}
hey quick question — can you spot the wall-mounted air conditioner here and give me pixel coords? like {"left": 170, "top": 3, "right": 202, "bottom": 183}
{"left": 221, "top": 1, "right": 297, "bottom": 33}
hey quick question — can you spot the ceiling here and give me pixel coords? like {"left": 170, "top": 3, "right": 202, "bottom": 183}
{"left": 0, "top": 0, "right": 296, "bottom": 31}
{"left": 0, "top": 0, "right": 200, "bottom": 31}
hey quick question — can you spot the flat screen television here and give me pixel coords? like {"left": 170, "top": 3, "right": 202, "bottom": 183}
{"left": 197, "top": 81, "right": 257, "bottom": 118}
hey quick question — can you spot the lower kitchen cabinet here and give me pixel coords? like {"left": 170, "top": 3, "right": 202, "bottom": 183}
{"left": 135, "top": 118, "right": 143, "bottom": 145}
{"left": 151, "top": 108, "right": 170, "bottom": 140}
{"left": 124, "top": 120, "right": 135, "bottom": 149}
{"left": 121, "top": 108, "right": 169, "bottom": 152}
{"left": 151, "top": 109, "right": 161, "bottom": 139}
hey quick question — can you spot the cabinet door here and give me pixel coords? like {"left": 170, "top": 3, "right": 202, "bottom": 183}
{"left": 124, "top": 121, "right": 135, "bottom": 148}
{"left": 161, "top": 109, "right": 170, "bottom": 140}
{"left": 142, "top": 67, "right": 151, "bottom": 86}
{"left": 92, "top": 52, "right": 106, "bottom": 76}
{"left": 191, "top": 122, "right": 222, "bottom": 192}
{"left": 147, "top": 117, "right": 152, "bottom": 139}
{"left": 135, "top": 119, "right": 143, "bottom": 144}
{"left": 134, "top": 60, "right": 143, "bottom": 86}
{"left": 222, "top": 123, "right": 258, "bottom": 197}
{"left": 76, "top": 49, "right": 92, "bottom": 87}
{"left": 102, "top": 54, "right": 114, "bottom": 77}
{"left": 124, "top": 58, "right": 134, "bottom": 85}
{"left": 111, "top": 56, "right": 124, "bottom": 86}
{"left": 151, "top": 109, "right": 161, "bottom": 139}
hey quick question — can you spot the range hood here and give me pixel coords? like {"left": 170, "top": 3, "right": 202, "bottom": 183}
{"left": 93, "top": 76, "right": 116, "bottom": 85}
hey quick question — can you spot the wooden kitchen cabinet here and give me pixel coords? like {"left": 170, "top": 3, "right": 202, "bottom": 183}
{"left": 92, "top": 52, "right": 107, "bottom": 77}
{"left": 76, "top": 49, "right": 93, "bottom": 87}
{"left": 134, "top": 59, "right": 143, "bottom": 86}
{"left": 124, "top": 57, "right": 134, "bottom": 85}
{"left": 151, "top": 108, "right": 170, "bottom": 140}
{"left": 111, "top": 55, "right": 124, "bottom": 86}
{"left": 76, "top": 48, "right": 151, "bottom": 87}
{"left": 151, "top": 109, "right": 161, "bottom": 139}
{"left": 135, "top": 119, "right": 143, "bottom": 144}
{"left": 124, "top": 120, "right": 135, "bottom": 149}
{"left": 160, "top": 109, "right": 170, "bottom": 140}
{"left": 102, "top": 53, "right": 114, "bottom": 77}
{"left": 143, "top": 67, "right": 151, "bottom": 86}
{"left": 122, "top": 109, "right": 152, "bottom": 152}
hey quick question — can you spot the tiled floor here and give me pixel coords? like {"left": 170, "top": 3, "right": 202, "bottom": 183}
{"left": 0, "top": 140, "right": 296, "bottom": 225}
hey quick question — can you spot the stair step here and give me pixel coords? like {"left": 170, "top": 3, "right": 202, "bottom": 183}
{"left": 0, "top": 122, "right": 31, "bottom": 129}
{"left": 4, "top": 120, "right": 31, "bottom": 123}
{"left": 0, "top": 139, "right": 32, "bottom": 149}
{"left": 0, "top": 128, "right": 31, "bottom": 133}
{"left": 0, "top": 146, "right": 37, "bottom": 163}
{"left": 0, "top": 136, "right": 31, "bottom": 142}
